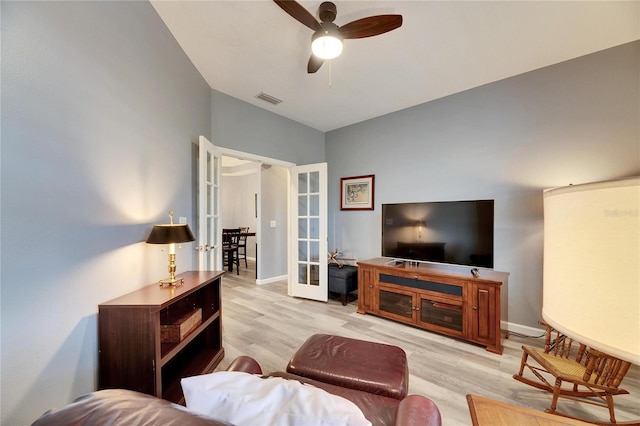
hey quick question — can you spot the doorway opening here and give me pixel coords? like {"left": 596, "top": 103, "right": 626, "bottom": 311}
{"left": 220, "top": 149, "right": 293, "bottom": 284}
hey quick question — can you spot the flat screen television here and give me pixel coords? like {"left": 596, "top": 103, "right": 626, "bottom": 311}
{"left": 381, "top": 200, "right": 494, "bottom": 268}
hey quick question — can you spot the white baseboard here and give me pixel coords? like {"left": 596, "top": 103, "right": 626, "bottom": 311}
{"left": 256, "top": 274, "right": 288, "bottom": 285}
{"left": 502, "top": 321, "right": 545, "bottom": 337}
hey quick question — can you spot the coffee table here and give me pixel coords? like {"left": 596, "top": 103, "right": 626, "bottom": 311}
{"left": 467, "top": 394, "right": 591, "bottom": 426}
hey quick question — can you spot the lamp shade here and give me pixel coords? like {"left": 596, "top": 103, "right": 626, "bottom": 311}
{"left": 542, "top": 177, "right": 639, "bottom": 364}
{"left": 146, "top": 223, "right": 195, "bottom": 244}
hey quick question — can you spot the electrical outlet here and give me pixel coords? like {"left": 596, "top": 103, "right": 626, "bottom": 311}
{"left": 270, "top": 220, "right": 276, "bottom": 228}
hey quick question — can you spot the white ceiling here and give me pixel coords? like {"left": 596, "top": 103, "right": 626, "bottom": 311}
{"left": 151, "top": 1, "right": 639, "bottom": 132}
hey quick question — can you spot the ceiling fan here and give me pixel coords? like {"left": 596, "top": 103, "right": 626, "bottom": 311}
{"left": 274, "top": 0, "right": 403, "bottom": 73}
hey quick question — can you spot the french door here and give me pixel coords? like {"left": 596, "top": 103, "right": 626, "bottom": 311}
{"left": 197, "top": 136, "right": 223, "bottom": 271}
{"left": 289, "top": 163, "right": 328, "bottom": 301}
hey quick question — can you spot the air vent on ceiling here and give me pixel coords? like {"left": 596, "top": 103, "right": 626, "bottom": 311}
{"left": 255, "top": 92, "right": 282, "bottom": 105}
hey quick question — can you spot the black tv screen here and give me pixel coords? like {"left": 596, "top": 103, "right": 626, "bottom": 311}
{"left": 381, "top": 200, "right": 494, "bottom": 268}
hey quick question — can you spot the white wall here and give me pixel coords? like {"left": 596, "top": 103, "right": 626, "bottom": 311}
{"left": 326, "top": 41, "right": 639, "bottom": 332}
{"left": 0, "top": 2, "right": 211, "bottom": 424}
{"left": 221, "top": 166, "right": 259, "bottom": 260}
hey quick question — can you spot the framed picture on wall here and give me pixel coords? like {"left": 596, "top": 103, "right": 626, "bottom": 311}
{"left": 340, "top": 175, "right": 375, "bottom": 210}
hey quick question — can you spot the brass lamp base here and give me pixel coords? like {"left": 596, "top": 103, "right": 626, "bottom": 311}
{"left": 158, "top": 252, "right": 184, "bottom": 286}
{"left": 158, "top": 277, "right": 185, "bottom": 287}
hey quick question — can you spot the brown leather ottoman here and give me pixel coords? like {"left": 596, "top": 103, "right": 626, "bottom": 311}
{"left": 286, "top": 334, "right": 409, "bottom": 400}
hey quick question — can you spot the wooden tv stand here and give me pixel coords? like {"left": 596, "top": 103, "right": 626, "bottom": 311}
{"left": 357, "top": 258, "right": 508, "bottom": 354}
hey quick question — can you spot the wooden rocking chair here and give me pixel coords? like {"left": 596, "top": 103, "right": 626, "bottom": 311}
{"left": 513, "top": 322, "right": 632, "bottom": 424}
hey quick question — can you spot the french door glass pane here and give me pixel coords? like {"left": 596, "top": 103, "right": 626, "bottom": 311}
{"left": 310, "top": 241, "right": 319, "bottom": 262}
{"left": 310, "top": 171, "right": 319, "bottom": 193}
{"left": 310, "top": 194, "right": 319, "bottom": 216}
{"left": 298, "top": 218, "right": 308, "bottom": 238}
{"left": 310, "top": 218, "right": 319, "bottom": 240}
{"left": 298, "top": 173, "right": 308, "bottom": 194}
{"left": 298, "top": 264, "right": 308, "bottom": 284}
{"left": 298, "top": 241, "right": 308, "bottom": 262}
{"left": 310, "top": 264, "right": 319, "bottom": 286}
{"left": 213, "top": 151, "right": 219, "bottom": 182}
{"left": 207, "top": 217, "right": 213, "bottom": 240}
{"left": 298, "top": 195, "right": 308, "bottom": 216}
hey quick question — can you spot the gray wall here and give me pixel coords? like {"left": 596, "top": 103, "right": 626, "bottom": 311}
{"left": 211, "top": 89, "right": 325, "bottom": 165}
{"left": 1, "top": 2, "right": 211, "bottom": 424}
{"left": 326, "top": 41, "right": 640, "bottom": 332}
{"left": 259, "top": 165, "right": 290, "bottom": 280}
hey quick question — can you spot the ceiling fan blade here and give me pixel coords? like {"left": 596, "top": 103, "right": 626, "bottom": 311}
{"left": 273, "top": 0, "right": 321, "bottom": 31}
{"left": 339, "top": 15, "right": 402, "bottom": 39}
{"left": 307, "top": 55, "right": 324, "bottom": 73}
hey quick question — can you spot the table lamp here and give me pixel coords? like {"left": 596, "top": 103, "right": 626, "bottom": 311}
{"left": 146, "top": 211, "right": 196, "bottom": 286}
{"left": 542, "top": 177, "right": 639, "bottom": 364}
{"left": 416, "top": 220, "right": 426, "bottom": 242}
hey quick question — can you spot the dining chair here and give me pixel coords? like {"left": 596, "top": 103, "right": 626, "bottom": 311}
{"left": 222, "top": 228, "right": 240, "bottom": 274}
{"left": 238, "top": 227, "right": 249, "bottom": 267}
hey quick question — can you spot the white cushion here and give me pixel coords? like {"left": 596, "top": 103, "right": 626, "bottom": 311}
{"left": 181, "top": 371, "right": 372, "bottom": 426}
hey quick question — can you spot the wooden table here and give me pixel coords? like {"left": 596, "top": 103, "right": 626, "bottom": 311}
{"left": 241, "top": 232, "right": 256, "bottom": 277}
{"left": 466, "top": 395, "right": 591, "bottom": 426}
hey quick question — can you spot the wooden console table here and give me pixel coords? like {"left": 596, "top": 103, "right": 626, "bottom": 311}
{"left": 467, "top": 395, "right": 591, "bottom": 425}
{"left": 357, "top": 258, "right": 508, "bottom": 354}
{"left": 98, "top": 271, "right": 224, "bottom": 404}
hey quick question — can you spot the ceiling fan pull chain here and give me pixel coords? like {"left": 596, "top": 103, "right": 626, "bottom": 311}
{"left": 329, "top": 61, "right": 332, "bottom": 89}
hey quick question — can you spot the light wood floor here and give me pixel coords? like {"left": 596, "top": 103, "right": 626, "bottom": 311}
{"left": 218, "top": 261, "right": 639, "bottom": 426}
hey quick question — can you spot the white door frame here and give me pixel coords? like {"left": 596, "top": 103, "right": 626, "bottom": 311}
{"left": 218, "top": 147, "right": 295, "bottom": 281}
{"left": 215, "top": 148, "right": 329, "bottom": 302}
{"left": 218, "top": 147, "right": 295, "bottom": 169}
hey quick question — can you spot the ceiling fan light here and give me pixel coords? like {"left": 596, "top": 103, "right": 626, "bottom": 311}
{"left": 311, "top": 29, "right": 343, "bottom": 60}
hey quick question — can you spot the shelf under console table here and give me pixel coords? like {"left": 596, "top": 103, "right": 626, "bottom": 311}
{"left": 98, "top": 270, "right": 225, "bottom": 404}
{"left": 357, "top": 258, "right": 508, "bottom": 354}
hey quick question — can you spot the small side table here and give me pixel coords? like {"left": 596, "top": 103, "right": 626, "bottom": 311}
{"left": 328, "top": 264, "right": 358, "bottom": 305}
{"left": 466, "top": 395, "right": 591, "bottom": 426}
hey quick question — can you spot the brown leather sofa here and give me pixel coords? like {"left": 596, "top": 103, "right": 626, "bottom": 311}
{"left": 32, "top": 389, "right": 232, "bottom": 426}
{"left": 33, "top": 335, "right": 442, "bottom": 426}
